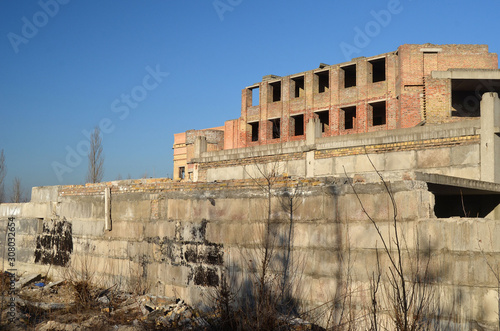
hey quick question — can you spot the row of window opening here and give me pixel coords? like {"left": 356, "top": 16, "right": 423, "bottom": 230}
{"left": 251, "top": 58, "right": 386, "bottom": 106}
{"left": 248, "top": 101, "right": 386, "bottom": 142}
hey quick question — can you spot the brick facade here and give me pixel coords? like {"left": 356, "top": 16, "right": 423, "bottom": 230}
{"left": 173, "top": 44, "right": 498, "bottom": 180}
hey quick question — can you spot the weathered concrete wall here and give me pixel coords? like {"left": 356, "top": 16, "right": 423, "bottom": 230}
{"left": 1, "top": 174, "right": 499, "bottom": 329}
{"left": 196, "top": 120, "right": 481, "bottom": 183}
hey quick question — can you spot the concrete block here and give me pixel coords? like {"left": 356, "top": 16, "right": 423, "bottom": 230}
{"left": 294, "top": 196, "right": 324, "bottom": 221}
{"left": 385, "top": 150, "right": 416, "bottom": 171}
{"left": 208, "top": 166, "right": 244, "bottom": 181}
{"left": 72, "top": 219, "right": 104, "bottom": 237}
{"left": 441, "top": 166, "right": 481, "bottom": 180}
{"left": 339, "top": 193, "right": 391, "bottom": 222}
{"left": 92, "top": 239, "right": 128, "bottom": 259}
{"left": 417, "top": 148, "right": 451, "bottom": 168}
{"left": 248, "top": 198, "right": 268, "bottom": 221}
{"left": 112, "top": 199, "right": 150, "bottom": 221}
{"left": 167, "top": 199, "right": 192, "bottom": 220}
{"left": 353, "top": 153, "right": 385, "bottom": 173}
{"left": 58, "top": 202, "right": 89, "bottom": 220}
{"left": 0, "top": 204, "right": 23, "bottom": 217}
{"left": 450, "top": 144, "right": 479, "bottom": 166}
{"left": 21, "top": 203, "right": 49, "bottom": 218}
{"left": 308, "top": 223, "right": 339, "bottom": 248}
{"left": 303, "top": 249, "right": 341, "bottom": 277}
{"left": 348, "top": 221, "right": 392, "bottom": 250}
{"left": 16, "top": 218, "right": 39, "bottom": 236}
{"left": 287, "top": 159, "right": 306, "bottom": 177}
{"left": 144, "top": 220, "right": 175, "bottom": 239}
{"left": 106, "top": 221, "right": 144, "bottom": 240}
{"left": 31, "top": 186, "right": 59, "bottom": 203}
{"left": 191, "top": 199, "right": 210, "bottom": 221}
{"left": 158, "top": 264, "right": 191, "bottom": 286}
{"left": 208, "top": 198, "right": 249, "bottom": 222}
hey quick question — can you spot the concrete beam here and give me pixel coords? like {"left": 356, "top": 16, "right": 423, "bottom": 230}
{"left": 415, "top": 172, "right": 500, "bottom": 194}
{"left": 432, "top": 69, "right": 500, "bottom": 80}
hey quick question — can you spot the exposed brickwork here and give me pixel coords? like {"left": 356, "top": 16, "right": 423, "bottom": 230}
{"left": 173, "top": 44, "right": 498, "bottom": 181}
{"left": 58, "top": 176, "right": 325, "bottom": 197}
{"left": 315, "top": 134, "right": 479, "bottom": 159}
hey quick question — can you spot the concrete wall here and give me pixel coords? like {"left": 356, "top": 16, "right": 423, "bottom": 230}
{"left": 1, "top": 174, "right": 499, "bottom": 329}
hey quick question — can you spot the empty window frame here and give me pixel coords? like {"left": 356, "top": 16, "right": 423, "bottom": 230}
{"left": 251, "top": 87, "right": 260, "bottom": 106}
{"left": 291, "top": 114, "right": 304, "bottom": 136}
{"left": 371, "top": 101, "right": 386, "bottom": 126}
{"left": 269, "top": 118, "right": 281, "bottom": 139}
{"left": 249, "top": 122, "right": 259, "bottom": 142}
{"left": 315, "top": 71, "right": 330, "bottom": 93}
{"left": 269, "top": 81, "right": 281, "bottom": 102}
{"left": 342, "top": 64, "right": 356, "bottom": 88}
{"left": 369, "top": 58, "right": 386, "bottom": 83}
{"left": 342, "top": 106, "right": 356, "bottom": 130}
{"left": 179, "top": 167, "right": 185, "bottom": 180}
{"left": 292, "top": 76, "right": 305, "bottom": 98}
{"left": 315, "top": 110, "right": 329, "bottom": 133}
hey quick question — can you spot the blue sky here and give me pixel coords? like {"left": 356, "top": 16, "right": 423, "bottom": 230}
{"left": 1, "top": 0, "right": 499, "bottom": 197}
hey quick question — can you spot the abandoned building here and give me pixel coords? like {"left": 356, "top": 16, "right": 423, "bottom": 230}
{"left": 173, "top": 43, "right": 500, "bottom": 183}
{"left": 3, "top": 44, "right": 500, "bottom": 329}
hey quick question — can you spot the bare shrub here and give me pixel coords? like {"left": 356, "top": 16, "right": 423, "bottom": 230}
{"left": 345, "top": 156, "right": 433, "bottom": 331}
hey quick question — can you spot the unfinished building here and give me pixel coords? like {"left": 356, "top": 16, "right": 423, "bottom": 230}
{"left": 173, "top": 44, "right": 500, "bottom": 183}
{"left": 3, "top": 44, "right": 500, "bottom": 329}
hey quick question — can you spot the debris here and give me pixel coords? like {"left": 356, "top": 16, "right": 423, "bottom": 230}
{"left": 42, "top": 279, "right": 65, "bottom": 291}
{"left": 14, "top": 273, "right": 41, "bottom": 290}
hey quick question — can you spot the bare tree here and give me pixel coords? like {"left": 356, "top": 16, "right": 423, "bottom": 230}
{"left": 0, "top": 149, "right": 6, "bottom": 203}
{"left": 10, "top": 177, "right": 26, "bottom": 203}
{"left": 86, "top": 126, "right": 104, "bottom": 183}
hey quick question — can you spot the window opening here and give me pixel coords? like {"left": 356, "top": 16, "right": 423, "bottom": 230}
{"left": 342, "top": 106, "right": 356, "bottom": 130}
{"left": 369, "top": 58, "right": 386, "bottom": 83}
{"left": 342, "top": 64, "right": 356, "bottom": 88}
{"left": 251, "top": 87, "right": 259, "bottom": 106}
{"left": 269, "top": 118, "right": 281, "bottom": 139}
{"left": 249, "top": 122, "right": 259, "bottom": 142}
{"left": 315, "top": 110, "right": 329, "bottom": 133}
{"left": 292, "top": 76, "right": 305, "bottom": 98}
{"left": 270, "top": 81, "right": 281, "bottom": 102}
{"left": 371, "top": 101, "right": 386, "bottom": 126}
{"left": 291, "top": 114, "right": 304, "bottom": 136}
{"left": 315, "top": 71, "right": 330, "bottom": 93}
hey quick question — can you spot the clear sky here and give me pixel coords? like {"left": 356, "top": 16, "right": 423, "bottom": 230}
{"left": 1, "top": 0, "right": 499, "bottom": 198}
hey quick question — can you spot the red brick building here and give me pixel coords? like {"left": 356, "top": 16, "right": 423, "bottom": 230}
{"left": 173, "top": 44, "right": 499, "bottom": 180}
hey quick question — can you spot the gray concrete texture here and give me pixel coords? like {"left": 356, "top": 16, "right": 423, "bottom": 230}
{"left": 1, "top": 173, "right": 500, "bottom": 328}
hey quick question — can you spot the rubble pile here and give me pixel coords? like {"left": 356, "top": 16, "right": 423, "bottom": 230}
{"left": 0, "top": 272, "right": 322, "bottom": 330}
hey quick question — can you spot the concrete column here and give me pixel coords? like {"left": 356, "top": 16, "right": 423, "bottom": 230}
{"left": 194, "top": 136, "right": 207, "bottom": 159}
{"left": 306, "top": 117, "right": 321, "bottom": 145}
{"left": 305, "top": 118, "right": 321, "bottom": 178}
{"left": 104, "top": 187, "right": 111, "bottom": 231}
{"left": 480, "top": 92, "right": 500, "bottom": 183}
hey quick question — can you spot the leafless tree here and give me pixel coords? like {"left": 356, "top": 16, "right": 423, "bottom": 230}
{"left": 86, "top": 126, "right": 104, "bottom": 183}
{"left": 0, "top": 149, "right": 6, "bottom": 203}
{"left": 10, "top": 177, "right": 26, "bottom": 203}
